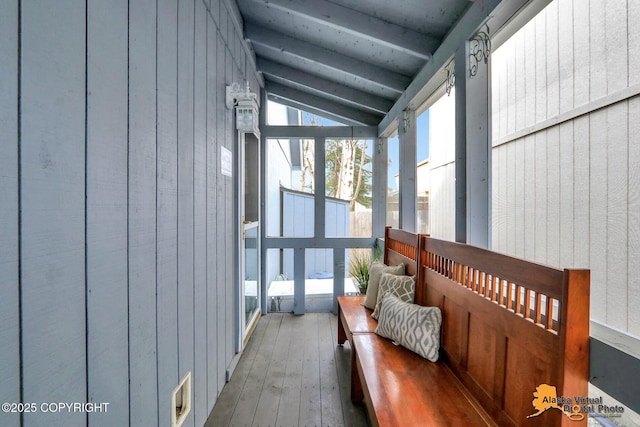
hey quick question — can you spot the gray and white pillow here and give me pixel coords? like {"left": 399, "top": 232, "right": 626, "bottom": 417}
{"left": 363, "top": 261, "right": 405, "bottom": 309}
{"left": 371, "top": 273, "right": 415, "bottom": 319}
{"left": 375, "top": 295, "right": 442, "bottom": 362}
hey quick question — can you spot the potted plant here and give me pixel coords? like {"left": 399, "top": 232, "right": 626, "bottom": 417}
{"left": 350, "top": 251, "right": 371, "bottom": 295}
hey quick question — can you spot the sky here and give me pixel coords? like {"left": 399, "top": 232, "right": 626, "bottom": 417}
{"left": 388, "top": 111, "right": 429, "bottom": 190}
{"left": 301, "top": 110, "right": 430, "bottom": 191}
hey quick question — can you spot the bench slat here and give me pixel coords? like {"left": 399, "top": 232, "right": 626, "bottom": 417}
{"left": 353, "top": 333, "right": 496, "bottom": 427}
{"left": 337, "top": 295, "right": 377, "bottom": 340}
{"left": 423, "top": 238, "right": 564, "bottom": 300}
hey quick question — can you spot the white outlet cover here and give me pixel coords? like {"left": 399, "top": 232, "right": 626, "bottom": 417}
{"left": 171, "top": 371, "right": 192, "bottom": 427}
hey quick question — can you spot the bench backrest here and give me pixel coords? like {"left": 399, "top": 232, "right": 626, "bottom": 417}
{"left": 383, "top": 225, "right": 420, "bottom": 279}
{"left": 419, "top": 236, "right": 590, "bottom": 427}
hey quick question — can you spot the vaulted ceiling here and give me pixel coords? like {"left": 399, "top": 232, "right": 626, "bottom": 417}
{"left": 236, "top": 0, "right": 471, "bottom": 126}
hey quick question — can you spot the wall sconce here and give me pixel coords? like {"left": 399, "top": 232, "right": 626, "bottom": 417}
{"left": 226, "top": 81, "right": 259, "bottom": 134}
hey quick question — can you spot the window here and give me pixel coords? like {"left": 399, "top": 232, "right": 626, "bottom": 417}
{"left": 324, "top": 139, "right": 373, "bottom": 238}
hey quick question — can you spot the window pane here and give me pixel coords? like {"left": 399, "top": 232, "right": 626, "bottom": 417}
{"left": 387, "top": 135, "right": 399, "bottom": 228}
{"left": 426, "top": 89, "right": 456, "bottom": 239}
{"left": 417, "top": 110, "right": 430, "bottom": 234}
{"left": 266, "top": 248, "right": 291, "bottom": 312}
{"left": 267, "top": 100, "right": 348, "bottom": 126}
{"left": 347, "top": 248, "right": 373, "bottom": 295}
{"left": 266, "top": 138, "right": 314, "bottom": 237}
{"left": 266, "top": 248, "right": 341, "bottom": 312}
{"left": 301, "top": 111, "right": 347, "bottom": 126}
{"left": 325, "top": 139, "right": 373, "bottom": 237}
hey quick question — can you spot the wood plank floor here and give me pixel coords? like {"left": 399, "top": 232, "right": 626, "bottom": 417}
{"left": 204, "top": 313, "right": 368, "bottom": 427}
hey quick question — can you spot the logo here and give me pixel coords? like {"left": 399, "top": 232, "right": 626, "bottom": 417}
{"left": 527, "top": 384, "right": 625, "bottom": 421}
{"left": 527, "top": 384, "right": 584, "bottom": 420}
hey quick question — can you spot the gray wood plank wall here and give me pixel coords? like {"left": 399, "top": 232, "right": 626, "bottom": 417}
{"left": 177, "top": 0, "right": 196, "bottom": 425}
{"left": 216, "top": 4, "right": 229, "bottom": 396}
{"left": 128, "top": 0, "right": 159, "bottom": 425}
{"left": 224, "top": 7, "right": 236, "bottom": 374}
{"left": 206, "top": 0, "right": 220, "bottom": 412}
{"left": 21, "top": 2, "right": 87, "bottom": 426}
{"left": 0, "top": 2, "right": 19, "bottom": 427}
{"left": 86, "top": 2, "right": 129, "bottom": 427}
{"left": 156, "top": 0, "right": 180, "bottom": 425}
{"left": 194, "top": 2, "right": 208, "bottom": 424}
{"left": 0, "top": 1, "right": 259, "bottom": 426}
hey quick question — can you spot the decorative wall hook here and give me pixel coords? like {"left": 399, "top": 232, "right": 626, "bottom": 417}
{"left": 445, "top": 60, "right": 455, "bottom": 96}
{"left": 469, "top": 25, "right": 491, "bottom": 78}
{"left": 403, "top": 109, "right": 411, "bottom": 133}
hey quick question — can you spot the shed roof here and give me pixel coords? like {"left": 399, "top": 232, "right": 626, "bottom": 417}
{"left": 235, "top": 0, "right": 547, "bottom": 132}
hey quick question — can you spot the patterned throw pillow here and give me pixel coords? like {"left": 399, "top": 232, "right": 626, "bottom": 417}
{"left": 375, "top": 295, "right": 442, "bottom": 362}
{"left": 371, "top": 273, "right": 415, "bottom": 319}
{"left": 363, "top": 261, "right": 405, "bottom": 309}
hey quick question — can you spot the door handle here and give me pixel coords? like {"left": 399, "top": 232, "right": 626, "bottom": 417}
{"left": 242, "top": 216, "right": 251, "bottom": 240}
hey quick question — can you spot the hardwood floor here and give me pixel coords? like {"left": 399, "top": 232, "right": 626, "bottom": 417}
{"left": 204, "top": 313, "right": 368, "bottom": 427}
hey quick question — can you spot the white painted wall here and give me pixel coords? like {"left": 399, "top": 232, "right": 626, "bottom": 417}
{"left": 417, "top": 160, "right": 430, "bottom": 195}
{"left": 428, "top": 88, "right": 456, "bottom": 241}
{"left": 491, "top": 0, "right": 640, "bottom": 336}
{"left": 0, "top": 1, "right": 261, "bottom": 426}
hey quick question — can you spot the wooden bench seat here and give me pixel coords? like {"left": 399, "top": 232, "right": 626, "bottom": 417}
{"left": 337, "top": 228, "right": 591, "bottom": 427}
{"left": 337, "top": 295, "right": 376, "bottom": 346}
{"left": 337, "top": 226, "right": 421, "bottom": 347}
{"left": 336, "top": 295, "right": 377, "bottom": 401}
{"left": 337, "top": 227, "right": 422, "bottom": 401}
{"left": 353, "top": 333, "right": 494, "bottom": 427}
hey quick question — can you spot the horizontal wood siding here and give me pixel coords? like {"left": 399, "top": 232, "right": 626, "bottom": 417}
{"left": 0, "top": 1, "right": 260, "bottom": 425}
{"left": 491, "top": 0, "right": 640, "bottom": 335}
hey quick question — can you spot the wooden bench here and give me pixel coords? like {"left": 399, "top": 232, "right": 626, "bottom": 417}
{"left": 337, "top": 226, "right": 420, "bottom": 399}
{"left": 338, "top": 231, "right": 590, "bottom": 427}
{"left": 338, "top": 226, "right": 420, "bottom": 340}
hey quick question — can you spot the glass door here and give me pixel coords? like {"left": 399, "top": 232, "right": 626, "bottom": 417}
{"left": 239, "top": 131, "right": 260, "bottom": 347}
{"left": 242, "top": 222, "right": 260, "bottom": 339}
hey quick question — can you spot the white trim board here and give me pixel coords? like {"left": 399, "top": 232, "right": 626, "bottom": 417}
{"left": 493, "top": 83, "right": 640, "bottom": 147}
{"left": 591, "top": 320, "right": 640, "bottom": 361}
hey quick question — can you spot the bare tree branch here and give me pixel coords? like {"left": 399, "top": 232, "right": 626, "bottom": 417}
{"left": 351, "top": 140, "right": 367, "bottom": 209}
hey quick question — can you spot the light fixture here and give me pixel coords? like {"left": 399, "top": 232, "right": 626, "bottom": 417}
{"left": 226, "top": 81, "right": 259, "bottom": 134}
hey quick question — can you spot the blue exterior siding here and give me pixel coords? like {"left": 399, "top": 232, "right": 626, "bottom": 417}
{"left": 0, "top": 1, "right": 259, "bottom": 425}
